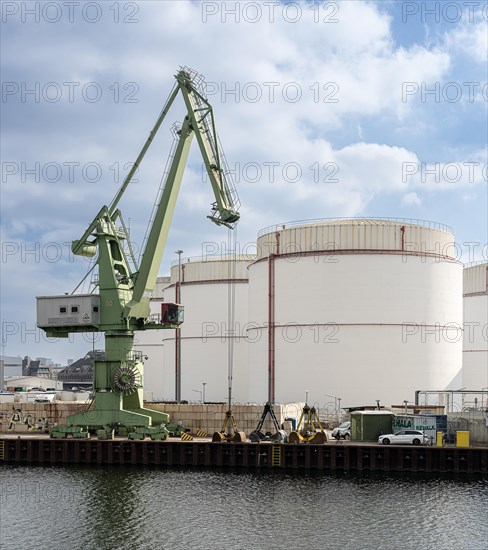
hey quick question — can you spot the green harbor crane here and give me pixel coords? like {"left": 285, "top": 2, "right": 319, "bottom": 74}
{"left": 37, "top": 68, "right": 240, "bottom": 439}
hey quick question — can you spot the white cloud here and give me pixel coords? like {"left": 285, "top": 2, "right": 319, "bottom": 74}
{"left": 404, "top": 149, "right": 488, "bottom": 192}
{"left": 1, "top": 1, "right": 486, "bottom": 362}
{"left": 444, "top": 20, "right": 488, "bottom": 64}
{"left": 401, "top": 192, "right": 422, "bottom": 206}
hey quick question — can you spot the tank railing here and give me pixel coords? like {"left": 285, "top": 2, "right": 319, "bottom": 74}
{"left": 169, "top": 253, "right": 257, "bottom": 267}
{"left": 258, "top": 217, "right": 454, "bottom": 238}
{"left": 464, "top": 259, "right": 488, "bottom": 268}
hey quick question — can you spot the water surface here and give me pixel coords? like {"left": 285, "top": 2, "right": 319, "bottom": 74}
{"left": 1, "top": 465, "right": 486, "bottom": 550}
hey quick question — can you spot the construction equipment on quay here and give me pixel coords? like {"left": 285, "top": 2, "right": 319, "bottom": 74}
{"left": 249, "top": 402, "right": 287, "bottom": 443}
{"left": 289, "top": 401, "right": 327, "bottom": 444}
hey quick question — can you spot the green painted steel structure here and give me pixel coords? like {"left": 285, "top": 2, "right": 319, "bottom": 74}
{"left": 38, "top": 68, "right": 239, "bottom": 437}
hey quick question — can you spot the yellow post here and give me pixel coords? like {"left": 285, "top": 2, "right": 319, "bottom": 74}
{"left": 456, "top": 431, "right": 470, "bottom": 447}
{"left": 436, "top": 432, "right": 444, "bottom": 447}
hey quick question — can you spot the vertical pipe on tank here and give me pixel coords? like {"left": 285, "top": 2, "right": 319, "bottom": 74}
{"left": 267, "top": 232, "right": 280, "bottom": 404}
{"left": 268, "top": 255, "right": 275, "bottom": 404}
{"left": 174, "top": 287, "right": 179, "bottom": 401}
{"left": 175, "top": 256, "right": 185, "bottom": 402}
{"left": 179, "top": 262, "right": 186, "bottom": 400}
{"left": 175, "top": 275, "right": 180, "bottom": 403}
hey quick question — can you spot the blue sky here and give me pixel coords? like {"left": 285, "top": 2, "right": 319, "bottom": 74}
{"left": 1, "top": 0, "right": 487, "bottom": 364}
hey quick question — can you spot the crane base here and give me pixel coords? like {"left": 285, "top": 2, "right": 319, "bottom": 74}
{"left": 65, "top": 405, "right": 169, "bottom": 434}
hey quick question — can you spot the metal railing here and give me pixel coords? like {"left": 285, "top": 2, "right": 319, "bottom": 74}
{"left": 258, "top": 217, "right": 454, "bottom": 238}
{"left": 464, "top": 259, "right": 488, "bottom": 268}
{"left": 170, "top": 253, "right": 256, "bottom": 267}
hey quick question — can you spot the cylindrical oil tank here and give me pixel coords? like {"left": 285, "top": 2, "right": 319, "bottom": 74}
{"left": 157, "top": 255, "right": 255, "bottom": 403}
{"left": 463, "top": 262, "right": 488, "bottom": 389}
{"left": 247, "top": 218, "right": 463, "bottom": 407}
{"left": 135, "top": 276, "right": 171, "bottom": 401}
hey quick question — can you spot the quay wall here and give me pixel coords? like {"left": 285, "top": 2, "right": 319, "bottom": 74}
{"left": 0, "top": 438, "right": 486, "bottom": 474}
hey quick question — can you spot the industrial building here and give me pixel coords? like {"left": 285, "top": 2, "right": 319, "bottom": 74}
{"left": 136, "top": 217, "right": 475, "bottom": 408}
{"left": 0, "top": 356, "right": 63, "bottom": 393}
{"left": 56, "top": 350, "right": 103, "bottom": 390}
{"left": 0, "top": 356, "right": 23, "bottom": 379}
{"left": 1, "top": 376, "right": 63, "bottom": 392}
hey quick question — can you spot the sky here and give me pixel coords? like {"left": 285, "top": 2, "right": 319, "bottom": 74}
{"left": 1, "top": 0, "right": 487, "bottom": 364}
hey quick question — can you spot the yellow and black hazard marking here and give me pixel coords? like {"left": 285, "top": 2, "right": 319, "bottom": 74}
{"left": 196, "top": 429, "right": 208, "bottom": 437}
{"left": 0, "top": 440, "right": 4, "bottom": 460}
{"left": 181, "top": 432, "right": 194, "bottom": 441}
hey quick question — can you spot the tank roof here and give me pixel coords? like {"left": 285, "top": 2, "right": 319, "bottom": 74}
{"left": 258, "top": 217, "right": 453, "bottom": 238}
{"left": 170, "top": 254, "right": 256, "bottom": 267}
{"left": 464, "top": 260, "right": 488, "bottom": 269}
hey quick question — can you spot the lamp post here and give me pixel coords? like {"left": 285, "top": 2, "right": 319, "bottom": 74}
{"left": 175, "top": 250, "right": 183, "bottom": 403}
{"left": 202, "top": 382, "right": 206, "bottom": 404}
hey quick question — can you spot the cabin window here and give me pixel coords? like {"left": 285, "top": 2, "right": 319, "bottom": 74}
{"left": 93, "top": 306, "right": 99, "bottom": 313}
{"left": 71, "top": 306, "right": 79, "bottom": 313}
{"left": 60, "top": 306, "right": 67, "bottom": 314}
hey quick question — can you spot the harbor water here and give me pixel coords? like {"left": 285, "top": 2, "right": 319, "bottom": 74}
{"left": 0, "top": 465, "right": 486, "bottom": 550}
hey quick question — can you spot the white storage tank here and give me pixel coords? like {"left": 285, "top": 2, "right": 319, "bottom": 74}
{"left": 463, "top": 262, "right": 488, "bottom": 389}
{"left": 247, "top": 218, "right": 463, "bottom": 407}
{"left": 135, "top": 276, "right": 171, "bottom": 401}
{"left": 156, "top": 255, "right": 255, "bottom": 403}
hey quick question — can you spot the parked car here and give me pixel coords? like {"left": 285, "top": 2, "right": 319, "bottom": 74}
{"left": 378, "top": 430, "right": 429, "bottom": 445}
{"left": 332, "top": 421, "right": 351, "bottom": 440}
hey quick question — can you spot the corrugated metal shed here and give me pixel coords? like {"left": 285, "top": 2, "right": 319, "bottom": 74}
{"left": 351, "top": 411, "right": 394, "bottom": 441}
